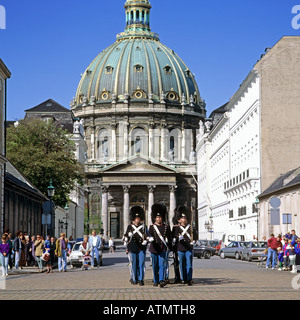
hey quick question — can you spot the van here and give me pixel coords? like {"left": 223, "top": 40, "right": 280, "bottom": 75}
{"left": 221, "top": 234, "right": 245, "bottom": 248}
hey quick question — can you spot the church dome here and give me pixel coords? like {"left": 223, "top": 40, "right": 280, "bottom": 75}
{"left": 73, "top": 0, "right": 204, "bottom": 109}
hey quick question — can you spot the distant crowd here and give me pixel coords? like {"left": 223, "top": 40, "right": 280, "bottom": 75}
{"left": 264, "top": 230, "right": 300, "bottom": 273}
{"left": 0, "top": 228, "right": 112, "bottom": 277}
{"left": 0, "top": 229, "right": 76, "bottom": 276}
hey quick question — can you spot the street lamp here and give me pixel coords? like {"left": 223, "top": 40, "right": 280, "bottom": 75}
{"left": 64, "top": 203, "right": 69, "bottom": 238}
{"left": 47, "top": 179, "right": 55, "bottom": 237}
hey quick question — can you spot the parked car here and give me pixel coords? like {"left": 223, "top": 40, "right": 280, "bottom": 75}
{"left": 218, "top": 241, "right": 250, "bottom": 259}
{"left": 241, "top": 241, "right": 268, "bottom": 262}
{"left": 194, "top": 242, "right": 217, "bottom": 259}
{"left": 197, "top": 240, "right": 221, "bottom": 252}
{"left": 68, "top": 241, "right": 103, "bottom": 268}
{"left": 221, "top": 234, "right": 246, "bottom": 248}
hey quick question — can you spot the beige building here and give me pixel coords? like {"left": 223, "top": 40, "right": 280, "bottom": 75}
{"left": 258, "top": 167, "right": 300, "bottom": 239}
{"left": 0, "top": 59, "right": 11, "bottom": 232}
{"left": 255, "top": 36, "right": 300, "bottom": 192}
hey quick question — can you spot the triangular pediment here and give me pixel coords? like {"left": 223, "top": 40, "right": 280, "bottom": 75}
{"left": 101, "top": 155, "right": 177, "bottom": 174}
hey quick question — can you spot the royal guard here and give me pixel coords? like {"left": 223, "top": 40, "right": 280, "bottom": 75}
{"left": 172, "top": 205, "right": 194, "bottom": 285}
{"left": 123, "top": 206, "right": 148, "bottom": 286}
{"left": 148, "top": 203, "right": 172, "bottom": 288}
{"left": 171, "top": 208, "right": 181, "bottom": 283}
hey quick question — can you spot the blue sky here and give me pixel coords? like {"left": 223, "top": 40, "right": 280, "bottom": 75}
{"left": 0, "top": 0, "right": 300, "bottom": 120}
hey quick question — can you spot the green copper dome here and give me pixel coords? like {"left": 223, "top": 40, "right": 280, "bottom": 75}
{"left": 75, "top": 1, "right": 203, "bottom": 107}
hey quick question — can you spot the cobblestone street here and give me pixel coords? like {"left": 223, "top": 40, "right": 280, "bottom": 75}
{"left": 1, "top": 252, "right": 300, "bottom": 300}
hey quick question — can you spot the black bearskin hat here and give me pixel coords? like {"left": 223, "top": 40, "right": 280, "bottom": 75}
{"left": 130, "top": 206, "right": 145, "bottom": 222}
{"left": 151, "top": 203, "right": 167, "bottom": 223}
{"left": 176, "top": 205, "right": 191, "bottom": 223}
{"left": 172, "top": 206, "right": 180, "bottom": 225}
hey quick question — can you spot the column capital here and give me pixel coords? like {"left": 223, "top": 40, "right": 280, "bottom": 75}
{"left": 122, "top": 185, "right": 131, "bottom": 193}
{"left": 147, "top": 185, "right": 156, "bottom": 193}
{"left": 169, "top": 185, "right": 177, "bottom": 193}
{"left": 101, "top": 185, "right": 109, "bottom": 193}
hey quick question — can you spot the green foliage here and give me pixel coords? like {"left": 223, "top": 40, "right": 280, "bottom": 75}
{"left": 6, "top": 119, "right": 85, "bottom": 207}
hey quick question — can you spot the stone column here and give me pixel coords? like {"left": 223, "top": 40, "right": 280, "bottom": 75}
{"left": 123, "top": 185, "right": 131, "bottom": 234}
{"left": 148, "top": 124, "right": 153, "bottom": 159}
{"left": 123, "top": 122, "right": 129, "bottom": 160}
{"left": 147, "top": 185, "right": 156, "bottom": 226}
{"left": 90, "top": 127, "right": 95, "bottom": 161}
{"left": 101, "top": 186, "right": 109, "bottom": 241}
{"left": 182, "top": 126, "right": 186, "bottom": 162}
{"left": 160, "top": 124, "right": 167, "bottom": 162}
{"left": 111, "top": 124, "right": 117, "bottom": 162}
{"left": 169, "top": 185, "right": 177, "bottom": 228}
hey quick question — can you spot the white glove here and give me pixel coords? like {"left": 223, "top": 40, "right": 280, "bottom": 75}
{"left": 179, "top": 235, "right": 184, "bottom": 241}
{"left": 128, "top": 232, "right": 133, "bottom": 237}
{"left": 148, "top": 237, "right": 154, "bottom": 243}
{"left": 190, "top": 241, "right": 196, "bottom": 246}
{"left": 142, "top": 240, "right": 147, "bottom": 246}
{"left": 172, "top": 238, "right": 176, "bottom": 245}
{"left": 124, "top": 237, "right": 128, "bottom": 243}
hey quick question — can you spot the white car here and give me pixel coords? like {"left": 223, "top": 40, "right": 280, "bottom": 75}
{"left": 68, "top": 241, "right": 103, "bottom": 268}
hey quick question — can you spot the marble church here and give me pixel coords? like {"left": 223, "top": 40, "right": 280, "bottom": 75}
{"left": 71, "top": 0, "right": 206, "bottom": 239}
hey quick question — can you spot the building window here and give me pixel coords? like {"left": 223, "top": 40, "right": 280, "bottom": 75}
{"left": 283, "top": 213, "right": 292, "bottom": 224}
{"left": 164, "top": 66, "right": 172, "bottom": 74}
{"left": 229, "top": 210, "right": 233, "bottom": 218}
{"left": 135, "top": 136, "right": 141, "bottom": 154}
{"left": 134, "top": 64, "right": 143, "bottom": 73}
{"left": 105, "top": 66, "right": 114, "bottom": 74}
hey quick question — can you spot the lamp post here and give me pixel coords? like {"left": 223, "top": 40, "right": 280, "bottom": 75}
{"left": 64, "top": 203, "right": 69, "bottom": 238}
{"left": 47, "top": 179, "right": 55, "bottom": 237}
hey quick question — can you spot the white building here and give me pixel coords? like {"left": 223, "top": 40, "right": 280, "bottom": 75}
{"left": 197, "top": 36, "right": 300, "bottom": 241}
{"left": 197, "top": 71, "right": 262, "bottom": 241}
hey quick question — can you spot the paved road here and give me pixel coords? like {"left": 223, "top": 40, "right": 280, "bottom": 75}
{"left": 1, "top": 251, "right": 300, "bottom": 300}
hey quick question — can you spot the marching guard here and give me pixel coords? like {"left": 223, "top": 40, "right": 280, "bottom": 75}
{"left": 148, "top": 203, "right": 172, "bottom": 288}
{"left": 172, "top": 205, "right": 194, "bottom": 286}
{"left": 123, "top": 206, "right": 148, "bottom": 286}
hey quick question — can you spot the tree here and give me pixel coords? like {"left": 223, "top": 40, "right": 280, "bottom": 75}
{"left": 6, "top": 119, "right": 84, "bottom": 207}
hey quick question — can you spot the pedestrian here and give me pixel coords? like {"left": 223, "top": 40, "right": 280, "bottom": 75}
{"left": 19, "top": 233, "right": 26, "bottom": 268}
{"left": 266, "top": 233, "right": 281, "bottom": 269}
{"left": 67, "top": 235, "right": 74, "bottom": 255}
{"left": 172, "top": 205, "right": 194, "bottom": 285}
{"left": 148, "top": 203, "right": 172, "bottom": 288}
{"left": 109, "top": 237, "right": 115, "bottom": 254}
{"left": 24, "top": 235, "right": 32, "bottom": 267}
{"left": 89, "top": 230, "right": 102, "bottom": 268}
{"left": 34, "top": 235, "right": 45, "bottom": 272}
{"left": 287, "top": 239, "right": 297, "bottom": 273}
{"left": 171, "top": 208, "right": 181, "bottom": 283}
{"left": 80, "top": 235, "right": 92, "bottom": 270}
{"left": 291, "top": 230, "right": 298, "bottom": 243}
{"left": 55, "top": 233, "right": 68, "bottom": 272}
{"left": 0, "top": 235, "right": 10, "bottom": 276}
{"left": 48, "top": 237, "right": 56, "bottom": 273}
{"left": 43, "top": 239, "right": 51, "bottom": 273}
{"left": 282, "top": 238, "right": 290, "bottom": 271}
{"left": 123, "top": 206, "right": 148, "bottom": 286}
{"left": 31, "top": 235, "right": 37, "bottom": 267}
{"left": 294, "top": 238, "right": 300, "bottom": 273}
{"left": 5, "top": 232, "right": 13, "bottom": 270}
{"left": 13, "top": 231, "right": 22, "bottom": 270}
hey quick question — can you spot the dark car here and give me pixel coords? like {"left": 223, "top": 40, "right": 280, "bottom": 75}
{"left": 193, "top": 242, "right": 217, "bottom": 259}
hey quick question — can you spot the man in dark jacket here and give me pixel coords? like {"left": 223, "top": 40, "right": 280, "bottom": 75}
{"left": 13, "top": 231, "right": 22, "bottom": 270}
{"left": 123, "top": 206, "right": 148, "bottom": 286}
{"left": 148, "top": 204, "right": 172, "bottom": 288}
{"left": 172, "top": 206, "right": 194, "bottom": 285}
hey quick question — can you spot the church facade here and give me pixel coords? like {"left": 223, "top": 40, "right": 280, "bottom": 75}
{"left": 71, "top": 0, "right": 206, "bottom": 239}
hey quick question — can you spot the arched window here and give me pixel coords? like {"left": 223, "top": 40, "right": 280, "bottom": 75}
{"left": 98, "top": 129, "right": 110, "bottom": 162}
{"left": 130, "top": 127, "right": 148, "bottom": 157}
